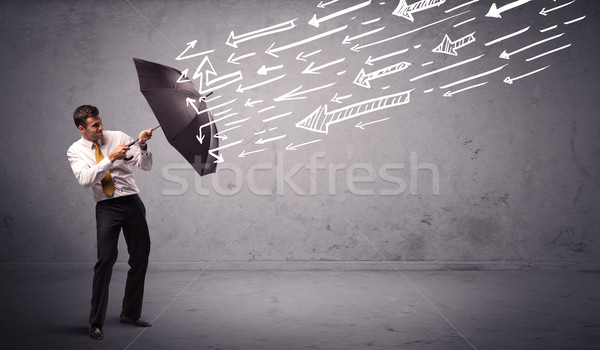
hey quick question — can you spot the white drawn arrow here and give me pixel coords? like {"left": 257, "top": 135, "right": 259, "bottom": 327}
{"left": 209, "top": 139, "right": 244, "bottom": 163}
{"left": 285, "top": 139, "right": 323, "bottom": 151}
{"left": 351, "top": 10, "right": 467, "bottom": 51}
{"left": 485, "top": 0, "right": 533, "bottom": 18}
{"left": 238, "top": 148, "right": 268, "bottom": 157}
{"left": 195, "top": 103, "right": 237, "bottom": 144}
{"left": 214, "top": 125, "right": 242, "bottom": 140}
{"left": 410, "top": 54, "right": 484, "bottom": 81}
{"left": 540, "top": 0, "right": 575, "bottom": 16}
{"left": 273, "top": 82, "right": 336, "bottom": 102}
{"left": 256, "top": 134, "right": 287, "bottom": 145}
{"left": 266, "top": 25, "right": 348, "bottom": 57}
{"left": 175, "top": 40, "right": 215, "bottom": 61}
{"left": 296, "top": 50, "right": 321, "bottom": 61}
{"left": 484, "top": 26, "right": 529, "bottom": 46}
{"left": 331, "top": 92, "right": 352, "bottom": 104}
{"left": 226, "top": 18, "right": 297, "bottom": 48}
{"left": 245, "top": 98, "right": 263, "bottom": 107}
{"left": 355, "top": 117, "right": 390, "bottom": 129}
{"left": 227, "top": 52, "right": 256, "bottom": 65}
{"left": 499, "top": 33, "right": 564, "bottom": 59}
{"left": 192, "top": 56, "right": 243, "bottom": 94}
{"left": 443, "top": 81, "right": 488, "bottom": 97}
{"left": 309, "top": 0, "right": 371, "bottom": 27}
{"left": 257, "top": 64, "right": 284, "bottom": 75}
{"left": 365, "top": 48, "right": 408, "bottom": 65}
{"left": 439, "top": 63, "right": 508, "bottom": 89}
{"left": 504, "top": 65, "right": 550, "bottom": 84}
{"left": 353, "top": 61, "right": 411, "bottom": 88}
{"left": 393, "top": 0, "right": 446, "bottom": 22}
{"left": 237, "top": 74, "right": 286, "bottom": 93}
{"left": 342, "top": 26, "right": 386, "bottom": 44}
{"left": 177, "top": 69, "right": 190, "bottom": 83}
{"left": 432, "top": 32, "right": 476, "bottom": 56}
{"left": 296, "top": 89, "right": 413, "bottom": 134}
{"left": 302, "top": 57, "right": 346, "bottom": 74}
{"left": 317, "top": 0, "right": 339, "bottom": 8}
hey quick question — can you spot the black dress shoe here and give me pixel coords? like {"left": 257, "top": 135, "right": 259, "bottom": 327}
{"left": 89, "top": 326, "right": 104, "bottom": 340}
{"left": 120, "top": 313, "right": 152, "bottom": 327}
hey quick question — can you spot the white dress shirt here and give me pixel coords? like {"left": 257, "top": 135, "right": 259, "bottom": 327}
{"left": 67, "top": 130, "right": 153, "bottom": 202}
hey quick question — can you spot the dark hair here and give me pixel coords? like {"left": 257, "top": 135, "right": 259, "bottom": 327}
{"left": 73, "top": 105, "right": 99, "bottom": 128}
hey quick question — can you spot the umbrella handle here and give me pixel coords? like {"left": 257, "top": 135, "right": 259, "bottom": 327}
{"left": 124, "top": 125, "right": 161, "bottom": 161}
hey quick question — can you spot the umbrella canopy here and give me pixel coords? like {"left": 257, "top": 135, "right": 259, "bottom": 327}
{"left": 133, "top": 57, "right": 218, "bottom": 176}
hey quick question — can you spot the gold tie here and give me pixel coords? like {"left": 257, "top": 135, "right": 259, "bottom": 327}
{"left": 93, "top": 142, "right": 115, "bottom": 196}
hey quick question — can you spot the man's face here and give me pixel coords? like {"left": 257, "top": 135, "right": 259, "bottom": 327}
{"left": 79, "top": 116, "right": 104, "bottom": 142}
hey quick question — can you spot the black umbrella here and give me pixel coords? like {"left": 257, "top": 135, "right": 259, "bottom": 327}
{"left": 133, "top": 57, "right": 218, "bottom": 176}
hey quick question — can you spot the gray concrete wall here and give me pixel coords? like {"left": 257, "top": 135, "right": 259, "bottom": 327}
{"left": 0, "top": 0, "right": 598, "bottom": 264}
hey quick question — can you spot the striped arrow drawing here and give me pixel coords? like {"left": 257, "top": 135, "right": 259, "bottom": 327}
{"left": 432, "top": 32, "right": 476, "bottom": 56}
{"left": 309, "top": 0, "right": 371, "bottom": 27}
{"left": 296, "top": 89, "right": 413, "bottom": 134}
{"left": 226, "top": 18, "right": 297, "bottom": 48}
{"left": 393, "top": 0, "right": 446, "bottom": 22}
{"left": 353, "top": 61, "right": 411, "bottom": 88}
{"left": 485, "top": 0, "right": 533, "bottom": 18}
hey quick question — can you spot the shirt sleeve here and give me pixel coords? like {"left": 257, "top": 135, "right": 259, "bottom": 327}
{"left": 123, "top": 132, "right": 153, "bottom": 171}
{"left": 67, "top": 146, "right": 112, "bottom": 188}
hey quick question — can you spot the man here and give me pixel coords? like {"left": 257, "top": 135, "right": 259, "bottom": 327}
{"left": 67, "top": 105, "right": 154, "bottom": 340}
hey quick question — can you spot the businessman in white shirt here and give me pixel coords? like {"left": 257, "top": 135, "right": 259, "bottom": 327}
{"left": 67, "top": 105, "right": 154, "bottom": 340}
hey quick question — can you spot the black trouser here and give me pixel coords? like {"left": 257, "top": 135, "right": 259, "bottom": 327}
{"left": 89, "top": 194, "right": 151, "bottom": 328}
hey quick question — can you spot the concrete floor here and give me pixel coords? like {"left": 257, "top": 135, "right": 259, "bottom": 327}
{"left": 1, "top": 269, "right": 599, "bottom": 350}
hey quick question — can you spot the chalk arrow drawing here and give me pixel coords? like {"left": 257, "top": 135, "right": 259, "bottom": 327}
{"left": 309, "top": 0, "right": 371, "bottom": 27}
{"left": 227, "top": 52, "right": 255, "bottom": 65}
{"left": 245, "top": 98, "right": 262, "bottom": 107}
{"left": 238, "top": 148, "right": 268, "bottom": 157}
{"left": 296, "top": 89, "right": 413, "bottom": 134}
{"left": 317, "top": 0, "right": 339, "bottom": 8}
{"left": 273, "top": 82, "right": 336, "bottom": 102}
{"left": 439, "top": 64, "right": 508, "bottom": 89}
{"left": 209, "top": 139, "right": 244, "bottom": 163}
{"left": 540, "top": 0, "right": 575, "bottom": 16}
{"left": 353, "top": 61, "right": 411, "bottom": 88}
{"left": 266, "top": 25, "right": 348, "bottom": 57}
{"left": 236, "top": 74, "right": 286, "bottom": 93}
{"left": 365, "top": 48, "right": 408, "bottom": 65}
{"left": 286, "top": 139, "right": 323, "bottom": 151}
{"left": 443, "top": 81, "right": 488, "bottom": 97}
{"left": 499, "top": 33, "right": 564, "bottom": 59}
{"left": 350, "top": 11, "right": 467, "bottom": 52}
{"left": 296, "top": 50, "right": 321, "bottom": 61}
{"left": 195, "top": 103, "right": 237, "bottom": 144}
{"left": 504, "top": 65, "right": 550, "bottom": 84}
{"left": 486, "top": 0, "right": 533, "bottom": 18}
{"left": 257, "top": 64, "right": 284, "bottom": 75}
{"left": 302, "top": 57, "right": 346, "bottom": 75}
{"left": 393, "top": 0, "right": 446, "bottom": 22}
{"left": 214, "top": 125, "right": 242, "bottom": 140}
{"left": 342, "top": 26, "right": 386, "bottom": 44}
{"left": 177, "top": 69, "right": 190, "bottom": 83}
{"left": 331, "top": 92, "right": 352, "bottom": 104}
{"left": 226, "top": 18, "right": 297, "bottom": 48}
{"left": 432, "top": 32, "right": 476, "bottom": 56}
{"left": 355, "top": 117, "right": 390, "bottom": 129}
{"left": 484, "top": 26, "right": 529, "bottom": 46}
{"left": 192, "top": 56, "right": 243, "bottom": 93}
{"left": 256, "top": 134, "right": 287, "bottom": 145}
{"left": 175, "top": 40, "right": 215, "bottom": 61}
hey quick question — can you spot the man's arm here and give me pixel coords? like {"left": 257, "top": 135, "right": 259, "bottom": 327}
{"left": 67, "top": 144, "right": 130, "bottom": 187}
{"left": 124, "top": 129, "right": 153, "bottom": 171}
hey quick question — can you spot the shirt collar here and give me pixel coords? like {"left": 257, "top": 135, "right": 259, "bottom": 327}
{"left": 79, "top": 137, "right": 101, "bottom": 149}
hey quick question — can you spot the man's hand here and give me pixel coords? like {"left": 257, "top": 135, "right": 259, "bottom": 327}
{"left": 108, "top": 144, "right": 130, "bottom": 162}
{"left": 139, "top": 129, "right": 153, "bottom": 144}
